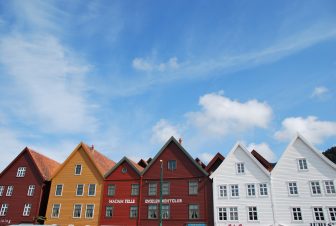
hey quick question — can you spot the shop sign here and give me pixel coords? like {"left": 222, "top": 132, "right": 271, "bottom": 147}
{"left": 108, "top": 199, "right": 136, "bottom": 204}
{"left": 144, "top": 198, "right": 182, "bottom": 204}
{"left": 0, "top": 219, "right": 11, "bottom": 224}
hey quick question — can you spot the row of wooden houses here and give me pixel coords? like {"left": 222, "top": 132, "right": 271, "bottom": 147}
{"left": 0, "top": 134, "right": 335, "bottom": 226}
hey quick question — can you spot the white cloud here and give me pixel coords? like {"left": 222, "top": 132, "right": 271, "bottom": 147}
{"left": 0, "top": 34, "right": 97, "bottom": 133}
{"left": 151, "top": 119, "right": 181, "bottom": 144}
{"left": 186, "top": 91, "right": 272, "bottom": 137}
{"left": 275, "top": 116, "right": 336, "bottom": 144}
{"left": 247, "top": 142, "right": 277, "bottom": 162}
{"left": 311, "top": 86, "right": 329, "bottom": 98}
{"left": 132, "top": 57, "right": 179, "bottom": 72}
{"left": 199, "top": 152, "right": 214, "bottom": 164}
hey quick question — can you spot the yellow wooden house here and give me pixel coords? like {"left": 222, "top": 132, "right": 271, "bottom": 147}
{"left": 45, "top": 142, "right": 115, "bottom": 226}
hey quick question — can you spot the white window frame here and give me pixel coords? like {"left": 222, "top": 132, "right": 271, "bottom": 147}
{"left": 236, "top": 162, "right": 245, "bottom": 174}
{"left": 88, "top": 184, "right": 96, "bottom": 196}
{"left": 189, "top": 180, "right": 198, "bottom": 195}
{"left": 148, "top": 204, "right": 158, "bottom": 219}
{"left": 324, "top": 180, "right": 336, "bottom": 195}
{"left": 291, "top": 207, "right": 303, "bottom": 222}
{"left": 131, "top": 184, "right": 139, "bottom": 196}
{"left": 246, "top": 184, "right": 256, "bottom": 197}
{"left": 73, "top": 204, "right": 82, "bottom": 218}
{"left": 297, "top": 158, "right": 308, "bottom": 171}
{"left": 76, "top": 184, "right": 85, "bottom": 196}
{"left": 85, "top": 204, "right": 94, "bottom": 219}
{"left": 189, "top": 204, "right": 199, "bottom": 219}
{"left": 0, "top": 185, "right": 4, "bottom": 196}
{"left": 162, "top": 204, "right": 170, "bottom": 219}
{"left": 328, "top": 206, "right": 336, "bottom": 222}
{"left": 130, "top": 206, "right": 138, "bottom": 218}
{"left": 259, "top": 183, "right": 268, "bottom": 196}
{"left": 16, "top": 167, "right": 26, "bottom": 177}
{"left": 230, "top": 184, "right": 239, "bottom": 198}
{"left": 51, "top": 204, "right": 61, "bottom": 218}
{"left": 287, "top": 181, "right": 299, "bottom": 196}
{"left": 162, "top": 182, "right": 170, "bottom": 196}
{"left": 167, "top": 160, "right": 177, "bottom": 171}
{"left": 55, "top": 184, "right": 63, "bottom": 196}
{"left": 310, "top": 181, "right": 322, "bottom": 196}
{"left": 107, "top": 184, "right": 116, "bottom": 196}
{"left": 27, "top": 185, "right": 35, "bottom": 196}
{"left": 22, "top": 203, "right": 32, "bottom": 216}
{"left": 6, "top": 185, "right": 13, "bottom": 196}
{"left": 0, "top": 203, "right": 9, "bottom": 216}
{"left": 218, "top": 185, "right": 227, "bottom": 198}
{"left": 312, "top": 206, "right": 325, "bottom": 221}
{"left": 247, "top": 206, "right": 258, "bottom": 221}
{"left": 229, "top": 207, "right": 238, "bottom": 221}
{"left": 74, "top": 164, "right": 82, "bottom": 175}
{"left": 105, "top": 206, "right": 113, "bottom": 218}
{"left": 217, "top": 207, "right": 228, "bottom": 221}
{"left": 148, "top": 183, "right": 157, "bottom": 196}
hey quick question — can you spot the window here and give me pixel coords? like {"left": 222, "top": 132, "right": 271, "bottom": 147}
{"left": 22, "top": 203, "right": 32, "bottom": 216}
{"left": 310, "top": 181, "right": 322, "bottom": 195}
{"left": 247, "top": 184, "right": 256, "bottom": 197}
{"left": 162, "top": 204, "right": 170, "bottom": 219}
{"left": 76, "top": 184, "right": 84, "bottom": 196}
{"left": 105, "top": 206, "right": 113, "bottom": 217}
{"left": 259, "top": 183, "right": 268, "bottom": 196}
{"left": 0, "top": 204, "right": 8, "bottom": 216}
{"left": 328, "top": 207, "right": 336, "bottom": 222}
{"left": 189, "top": 181, "right": 198, "bottom": 195}
{"left": 122, "top": 167, "right": 127, "bottom": 173}
{"left": 148, "top": 204, "right": 158, "bottom": 219}
{"left": 292, "top": 207, "right": 302, "bottom": 221}
{"left": 88, "top": 184, "right": 96, "bottom": 196}
{"left": 0, "top": 186, "right": 4, "bottom": 196}
{"left": 27, "top": 185, "right": 35, "bottom": 196}
{"left": 189, "top": 204, "right": 199, "bottom": 219}
{"left": 55, "top": 184, "right": 63, "bottom": 196}
{"left": 85, "top": 204, "right": 94, "bottom": 218}
{"left": 313, "top": 207, "right": 325, "bottom": 221}
{"left": 162, "top": 182, "right": 170, "bottom": 195}
{"left": 230, "top": 184, "right": 239, "bottom": 197}
{"left": 218, "top": 207, "right": 227, "bottom": 221}
{"left": 229, "top": 207, "right": 238, "bottom": 221}
{"left": 168, "top": 160, "right": 177, "bottom": 171}
{"left": 6, "top": 185, "right": 13, "bottom": 196}
{"left": 324, "top": 180, "right": 336, "bottom": 194}
{"left": 107, "top": 184, "right": 115, "bottom": 196}
{"left": 288, "top": 182, "right": 298, "bottom": 195}
{"left": 218, "top": 185, "right": 227, "bottom": 198}
{"left": 16, "top": 167, "right": 26, "bottom": 177}
{"left": 75, "top": 164, "right": 82, "bottom": 175}
{"left": 236, "top": 163, "right": 245, "bottom": 174}
{"left": 149, "top": 183, "right": 157, "bottom": 196}
{"left": 130, "top": 206, "right": 138, "bottom": 218}
{"left": 131, "top": 184, "right": 139, "bottom": 196}
{"left": 298, "top": 159, "right": 308, "bottom": 170}
{"left": 248, "top": 206, "right": 258, "bottom": 221}
{"left": 73, "top": 204, "right": 82, "bottom": 218}
{"left": 51, "top": 204, "right": 61, "bottom": 218}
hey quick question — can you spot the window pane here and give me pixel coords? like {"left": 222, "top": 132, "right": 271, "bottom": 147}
{"left": 52, "top": 204, "right": 60, "bottom": 218}
{"left": 88, "top": 184, "right": 96, "bottom": 196}
{"left": 73, "top": 204, "right": 82, "bottom": 218}
{"left": 85, "top": 204, "right": 94, "bottom": 218}
{"left": 108, "top": 184, "right": 115, "bottom": 196}
{"left": 131, "top": 184, "right": 139, "bottom": 196}
{"left": 189, "top": 205, "right": 199, "bottom": 219}
{"left": 76, "top": 184, "right": 84, "bottom": 196}
{"left": 75, "top": 164, "right": 82, "bottom": 175}
{"left": 148, "top": 205, "right": 158, "bottom": 219}
{"left": 55, "top": 184, "right": 63, "bottom": 196}
{"left": 149, "top": 183, "right": 157, "bottom": 196}
{"left": 189, "top": 181, "right": 198, "bottom": 195}
{"left": 106, "top": 206, "right": 113, "bottom": 217}
{"left": 130, "top": 206, "right": 138, "bottom": 218}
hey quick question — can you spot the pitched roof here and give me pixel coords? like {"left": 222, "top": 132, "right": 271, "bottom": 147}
{"left": 141, "top": 136, "right": 209, "bottom": 176}
{"left": 51, "top": 142, "right": 115, "bottom": 179}
{"left": 105, "top": 156, "right": 144, "bottom": 178}
{"left": 27, "top": 148, "right": 61, "bottom": 180}
{"left": 205, "top": 152, "right": 225, "bottom": 174}
{"left": 0, "top": 147, "right": 60, "bottom": 181}
{"left": 251, "top": 150, "right": 274, "bottom": 172}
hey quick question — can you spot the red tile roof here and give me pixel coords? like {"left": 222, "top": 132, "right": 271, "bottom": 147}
{"left": 82, "top": 143, "right": 116, "bottom": 175}
{"left": 27, "top": 148, "right": 61, "bottom": 180}
{"left": 129, "top": 158, "right": 144, "bottom": 172}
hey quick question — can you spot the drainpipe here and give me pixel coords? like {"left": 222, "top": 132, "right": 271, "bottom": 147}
{"left": 137, "top": 175, "right": 143, "bottom": 226}
{"left": 270, "top": 173, "right": 276, "bottom": 226}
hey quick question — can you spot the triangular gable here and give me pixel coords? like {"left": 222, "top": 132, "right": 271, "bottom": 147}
{"left": 205, "top": 152, "right": 225, "bottom": 173}
{"left": 0, "top": 147, "right": 60, "bottom": 181}
{"left": 210, "top": 142, "right": 270, "bottom": 178}
{"left": 50, "top": 142, "right": 115, "bottom": 179}
{"left": 141, "top": 136, "right": 208, "bottom": 176}
{"left": 105, "top": 156, "right": 143, "bottom": 178}
{"left": 272, "top": 133, "right": 336, "bottom": 173}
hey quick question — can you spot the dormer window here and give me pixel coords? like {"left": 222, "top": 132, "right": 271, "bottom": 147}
{"left": 75, "top": 164, "right": 82, "bottom": 175}
{"left": 236, "top": 163, "right": 245, "bottom": 174}
{"left": 297, "top": 159, "right": 308, "bottom": 171}
{"left": 16, "top": 167, "right": 26, "bottom": 177}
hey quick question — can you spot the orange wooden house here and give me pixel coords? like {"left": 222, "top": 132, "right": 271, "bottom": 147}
{"left": 45, "top": 143, "right": 115, "bottom": 226}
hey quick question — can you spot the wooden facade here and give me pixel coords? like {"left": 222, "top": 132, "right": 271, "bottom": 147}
{"left": 0, "top": 147, "right": 60, "bottom": 225}
{"left": 45, "top": 143, "right": 115, "bottom": 226}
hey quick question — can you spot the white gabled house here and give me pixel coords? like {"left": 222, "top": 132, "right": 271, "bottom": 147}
{"left": 271, "top": 134, "right": 336, "bottom": 226}
{"left": 210, "top": 143, "right": 275, "bottom": 226}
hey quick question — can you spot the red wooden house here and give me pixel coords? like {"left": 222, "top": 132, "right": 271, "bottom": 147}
{"left": 100, "top": 157, "right": 144, "bottom": 226}
{"left": 140, "top": 137, "right": 213, "bottom": 226}
{"left": 0, "top": 147, "right": 60, "bottom": 225}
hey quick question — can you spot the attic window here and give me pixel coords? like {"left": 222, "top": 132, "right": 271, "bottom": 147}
{"left": 297, "top": 159, "right": 308, "bottom": 171}
{"left": 16, "top": 167, "right": 26, "bottom": 177}
{"left": 168, "top": 160, "right": 177, "bottom": 171}
{"left": 122, "top": 167, "right": 127, "bottom": 174}
{"left": 75, "top": 164, "right": 82, "bottom": 175}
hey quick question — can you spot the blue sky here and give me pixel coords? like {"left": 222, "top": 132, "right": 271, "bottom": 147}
{"left": 0, "top": 0, "right": 335, "bottom": 171}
